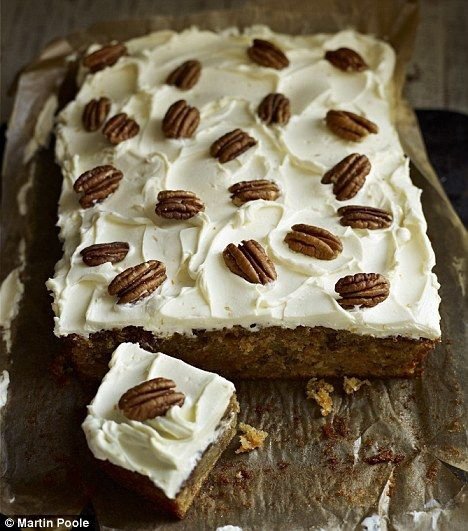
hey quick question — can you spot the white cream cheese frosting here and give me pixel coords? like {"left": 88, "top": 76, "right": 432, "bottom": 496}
{"left": 47, "top": 26, "right": 441, "bottom": 340}
{"left": 82, "top": 342, "right": 236, "bottom": 499}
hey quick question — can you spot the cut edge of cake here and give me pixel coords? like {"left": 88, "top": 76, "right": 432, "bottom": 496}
{"left": 68, "top": 325, "right": 435, "bottom": 381}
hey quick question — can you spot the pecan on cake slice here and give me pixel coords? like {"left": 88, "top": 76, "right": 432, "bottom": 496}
{"left": 118, "top": 377, "right": 185, "bottom": 421}
{"left": 326, "top": 110, "right": 378, "bottom": 142}
{"left": 335, "top": 273, "right": 390, "bottom": 309}
{"left": 162, "top": 100, "right": 200, "bottom": 139}
{"left": 338, "top": 205, "right": 393, "bottom": 229}
{"left": 82, "top": 97, "right": 111, "bottom": 132}
{"left": 325, "top": 48, "right": 368, "bottom": 72}
{"left": 257, "top": 93, "right": 291, "bottom": 125}
{"left": 103, "top": 113, "right": 140, "bottom": 145}
{"left": 321, "top": 153, "right": 371, "bottom": 201}
{"left": 247, "top": 39, "right": 289, "bottom": 70}
{"left": 82, "top": 43, "right": 127, "bottom": 73}
{"left": 223, "top": 239, "right": 276, "bottom": 285}
{"left": 81, "top": 242, "right": 129, "bottom": 266}
{"left": 155, "top": 190, "right": 204, "bottom": 220}
{"left": 284, "top": 224, "right": 343, "bottom": 260}
{"left": 210, "top": 129, "right": 257, "bottom": 163}
{"left": 166, "top": 60, "right": 202, "bottom": 90}
{"left": 108, "top": 260, "right": 167, "bottom": 304}
{"left": 73, "top": 165, "right": 123, "bottom": 208}
{"left": 229, "top": 179, "right": 280, "bottom": 206}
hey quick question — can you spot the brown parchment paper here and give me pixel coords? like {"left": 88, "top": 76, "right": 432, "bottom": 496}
{"left": 1, "top": 1, "right": 467, "bottom": 529}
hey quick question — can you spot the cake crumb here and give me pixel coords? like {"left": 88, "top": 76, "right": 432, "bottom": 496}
{"left": 306, "top": 378, "right": 334, "bottom": 416}
{"left": 235, "top": 422, "right": 268, "bottom": 454}
{"left": 343, "top": 376, "right": 370, "bottom": 394}
{"left": 321, "top": 416, "right": 349, "bottom": 439}
{"left": 364, "top": 448, "right": 405, "bottom": 465}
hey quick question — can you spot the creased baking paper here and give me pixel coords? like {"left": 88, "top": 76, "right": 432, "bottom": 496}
{"left": 1, "top": 1, "right": 467, "bottom": 529}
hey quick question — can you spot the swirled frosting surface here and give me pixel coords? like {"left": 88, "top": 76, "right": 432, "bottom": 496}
{"left": 82, "top": 342, "right": 235, "bottom": 498}
{"left": 47, "top": 26, "right": 441, "bottom": 340}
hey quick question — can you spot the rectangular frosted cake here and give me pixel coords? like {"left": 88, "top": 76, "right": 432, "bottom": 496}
{"left": 47, "top": 26, "right": 441, "bottom": 379}
{"left": 82, "top": 342, "right": 238, "bottom": 518}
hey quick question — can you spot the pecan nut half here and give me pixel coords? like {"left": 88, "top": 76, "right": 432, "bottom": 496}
{"left": 258, "top": 93, "right": 291, "bottom": 125}
{"left": 284, "top": 224, "right": 343, "bottom": 260}
{"left": 73, "top": 165, "right": 123, "bottom": 208}
{"left": 321, "top": 153, "right": 371, "bottom": 201}
{"left": 166, "top": 59, "right": 202, "bottom": 90}
{"left": 223, "top": 239, "right": 276, "bottom": 285}
{"left": 108, "top": 260, "right": 167, "bottom": 304}
{"left": 335, "top": 273, "right": 390, "bottom": 309}
{"left": 82, "top": 97, "right": 111, "bottom": 132}
{"left": 162, "top": 100, "right": 200, "bottom": 139}
{"left": 210, "top": 129, "right": 257, "bottom": 163}
{"left": 229, "top": 179, "right": 280, "bottom": 206}
{"left": 325, "top": 48, "right": 368, "bottom": 72}
{"left": 82, "top": 43, "right": 127, "bottom": 73}
{"left": 103, "top": 113, "right": 140, "bottom": 145}
{"left": 338, "top": 205, "right": 393, "bottom": 229}
{"left": 155, "top": 190, "right": 204, "bottom": 220}
{"left": 81, "top": 242, "right": 129, "bottom": 266}
{"left": 326, "top": 110, "right": 378, "bottom": 142}
{"left": 247, "top": 39, "right": 289, "bottom": 70}
{"left": 118, "top": 377, "right": 185, "bottom": 421}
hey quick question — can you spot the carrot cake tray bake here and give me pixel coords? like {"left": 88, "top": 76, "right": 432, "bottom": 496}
{"left": 46, "top": 26, "right": 441, "bottom": 380}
